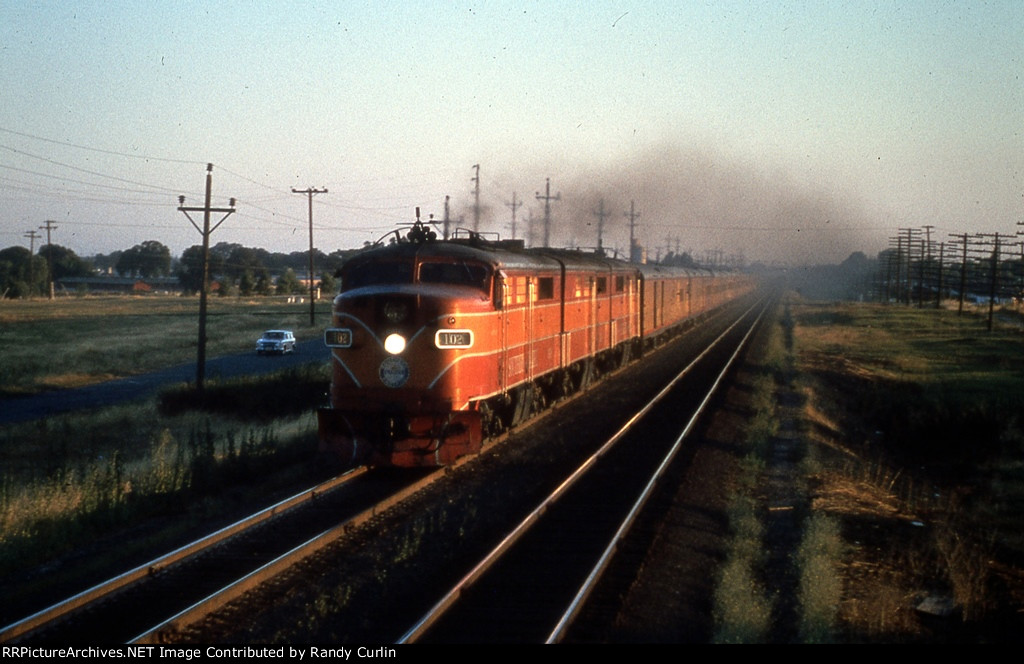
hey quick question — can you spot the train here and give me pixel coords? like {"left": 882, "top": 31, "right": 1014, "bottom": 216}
{"left": 318, "top": 217, "right": 756, "bottom": 467}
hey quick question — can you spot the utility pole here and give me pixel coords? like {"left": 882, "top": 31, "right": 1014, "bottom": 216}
{"left": 624, "top": 201, "right": 641, "bottom": 263}
{"left": 898, "top": 227, "right": 921, "bottom": 305}
{"left": 950, "top": 233, "right": 969, "bottom": 315}
{"left": 592, "top": 199, "right": 609, "bottom": 253}
{"left": 471, "top": 164, "right": 481, "bottom": 232}
{"left": 977, "top": 232, "right": 1010, "bottom": 332}
{"left": 443, "top": 195, "right": 451, "bottom": 240}
{"left": 39, "top": 220, "right": 58, "bottom": 299}
{"left": 505, "top": 192, "right": 522, "bottom": 241}
{"left": 535, "top": 178, "right": 560, "bottom": 248}
{"left": 178, "top": 163, "right": 236, "bottom": 395}
{"left": 23, "top": 230, "right": 40, "bottom": 298}
{"left": 292, "top": 186, "right": 328, "bottom": 326}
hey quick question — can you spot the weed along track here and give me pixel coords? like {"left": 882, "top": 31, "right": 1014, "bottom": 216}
{"left": 1, "top": 467, "right": 441, "bottom": 643}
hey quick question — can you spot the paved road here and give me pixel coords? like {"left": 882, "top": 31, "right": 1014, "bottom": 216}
{"left": 0, "top": 340, "right": 331, "bottom": 426}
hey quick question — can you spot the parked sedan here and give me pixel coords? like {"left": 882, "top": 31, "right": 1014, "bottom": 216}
{"left": 256, "top": 329, "right": 296, "bottom": 355}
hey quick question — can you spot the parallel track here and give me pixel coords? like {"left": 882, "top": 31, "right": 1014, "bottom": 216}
{"left": 400, "top": 298, "right": 769, "bottom": 642}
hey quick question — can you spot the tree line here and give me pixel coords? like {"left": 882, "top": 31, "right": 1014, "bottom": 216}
{"left": 0, "top": 240, "right": 365, "bottom": 299}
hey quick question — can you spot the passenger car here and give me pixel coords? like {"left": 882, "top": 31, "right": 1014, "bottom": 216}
{"left": 256, "top": 329, "right": 296, "bottom": 355}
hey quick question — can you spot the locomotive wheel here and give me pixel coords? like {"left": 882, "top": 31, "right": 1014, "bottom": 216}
{"left": 509, "top": 384, "right": 544, "bottom": 427}
{"left": 478, "top": 401, "right": 503, "bottom": 438}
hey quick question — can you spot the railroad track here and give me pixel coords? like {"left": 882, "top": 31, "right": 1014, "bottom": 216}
{"left": 399, "top": 298, "right": 769, "bottom": 642}
{"left": 0, "top": 465, "right": 438, "bottom": 643}
{"left": 3, "top": 295, "right": 769, "bottom": 644}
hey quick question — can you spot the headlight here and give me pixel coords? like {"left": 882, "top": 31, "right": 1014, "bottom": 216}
{"left": 384, "top": 333, "right": 406, "bottom": 355}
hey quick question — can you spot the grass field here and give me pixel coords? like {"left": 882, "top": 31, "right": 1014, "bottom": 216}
{"left": 790, "top": 298, "right": 1024, "bottom": 638}
{"left": 0, "top": 295, "right": 333, "bottom": 395}
{"left": 0, "top": 295, "right": 336, "bottom": 607}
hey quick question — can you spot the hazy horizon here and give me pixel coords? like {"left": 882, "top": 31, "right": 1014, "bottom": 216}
{"left": 2, "top": 2, "right": 1020, "bottom": 266}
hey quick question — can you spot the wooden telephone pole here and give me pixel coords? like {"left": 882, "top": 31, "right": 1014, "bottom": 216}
{"left": 40, "top": 220, "right": 58, "bottom": 299}
{"left": 178, "top": 164, "right": 236, "bottom": 394}
{"left": 292, "top": 186, "right": 328, "bottom": 326}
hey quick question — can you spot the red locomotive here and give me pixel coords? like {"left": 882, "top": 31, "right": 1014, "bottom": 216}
{"left": 318, "top": 218, "right": 755, "bottom": 467}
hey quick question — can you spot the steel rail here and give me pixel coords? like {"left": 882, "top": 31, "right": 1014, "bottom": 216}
{"left": 547, "top": 299, "right": 770, "bottom": 642}
{"left": 397, "top": 297, "right": 765, "bottom": 644}
{"left": 131, "top": 464, "right": 446, "bottom": 643}
{"left": 0, "top": 466, "right": 367, "bottom": 643}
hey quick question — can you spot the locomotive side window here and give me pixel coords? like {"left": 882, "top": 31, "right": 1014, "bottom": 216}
{"left": 537, "top": 276, "right": 555, "bottom": 300}
{"left": 342, "top": 261, "right": 414, "bottom": 291}
{"left": 596, "top": 277, "right": 607, "bottom": 294}
{"left": 615, "top": 276, "right": 625, "bottom": 292}
{"left": 419, "top": 260, "right": 491, "bottom": 293}
{"left": 514, "top": 277, "right": 528, "bottom": 304}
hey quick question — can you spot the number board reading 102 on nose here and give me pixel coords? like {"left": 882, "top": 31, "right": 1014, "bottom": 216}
{"left": 435, "top": 330, "right": 473, "bottom": 349}
{"left": 325, "top": 328, "right": 353, "bottom": 348}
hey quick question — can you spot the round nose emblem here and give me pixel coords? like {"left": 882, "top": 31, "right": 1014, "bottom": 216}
{"left": 379, "top": 356, "right": 410, "bottom": 388}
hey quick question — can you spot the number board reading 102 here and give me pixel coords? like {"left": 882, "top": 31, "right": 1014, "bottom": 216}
{"left": 435, "top": 330, "right": 473, "bottom": 349}
{"left": 325, "top": 329, "right": 353, "bottom": 348}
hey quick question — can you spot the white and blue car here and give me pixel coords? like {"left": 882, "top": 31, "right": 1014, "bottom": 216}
{"left": 256, "top": 329, "right": 297, "bottom": 355}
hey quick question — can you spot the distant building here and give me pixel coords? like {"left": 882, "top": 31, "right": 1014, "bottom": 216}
{"left": 55, "top": 276, "right": 183, "bottom": 295}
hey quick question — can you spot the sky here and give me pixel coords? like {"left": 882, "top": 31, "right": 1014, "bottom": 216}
{"left": 1, "top": 1, "right": 1021, "bottom": 266}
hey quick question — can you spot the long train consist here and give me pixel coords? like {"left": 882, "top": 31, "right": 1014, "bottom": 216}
{"left": 318, "top": 218, "right": 756, "bottom": 467}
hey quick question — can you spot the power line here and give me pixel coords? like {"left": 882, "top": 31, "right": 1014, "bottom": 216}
{"left": 0, "top": 144, "right": 189, "bottom": 195}
{"left": 0, "top": 126, "right": 205, "bottom": 165}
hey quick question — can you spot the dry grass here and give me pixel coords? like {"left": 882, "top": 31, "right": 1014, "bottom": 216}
{"left": 792, "top": 298, "right": 1024, "bottom": 640}
{"left": 0, "top": 295, "right": 331, "bottom": 395}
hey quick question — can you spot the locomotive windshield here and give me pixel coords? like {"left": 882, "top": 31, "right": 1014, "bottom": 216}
{"left": 419, "top": 260, "right": 492, "bottom": 293}
{"left": 340, "top": 258, "right": 492, "bottom": 294}
{"left": 341, "top": 261, "right": 414, "bottom": 291}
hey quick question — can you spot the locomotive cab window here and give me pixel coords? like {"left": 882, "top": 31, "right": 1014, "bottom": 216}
{"left": 341, "top": 261, "right": 414, "bottom": 291}
{"left": 419, "top": 260, "right": 492, "bottom": 294}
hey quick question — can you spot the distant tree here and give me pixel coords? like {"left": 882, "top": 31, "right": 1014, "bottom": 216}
{"left": 210, "top": 242, "right": 243, "bottom": 264}
{"left": 38, "top": 244, "right": 93, "bottom": 280}
{"left": 277, "top": 268, "right": 301, "bottom": 295}
{"left": 177, "top": 245, "right": 224, "bottom": 295}
{"left": 238, "top": 269, "right": 257, "bottom": 296}
{"left": 117, "top": 240, "right": 171, "bottom": 278}
{"left": 320, "top": 272, "right": 337, "bottom": 296}
{"left": 0, "top": 246, "right": 47, "bottom": 298}
{"left": 255, "top": 267, "right": 274, "bottom": 296}
{"left": 225, "top": 246, "right": 265, "bottom": 280}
